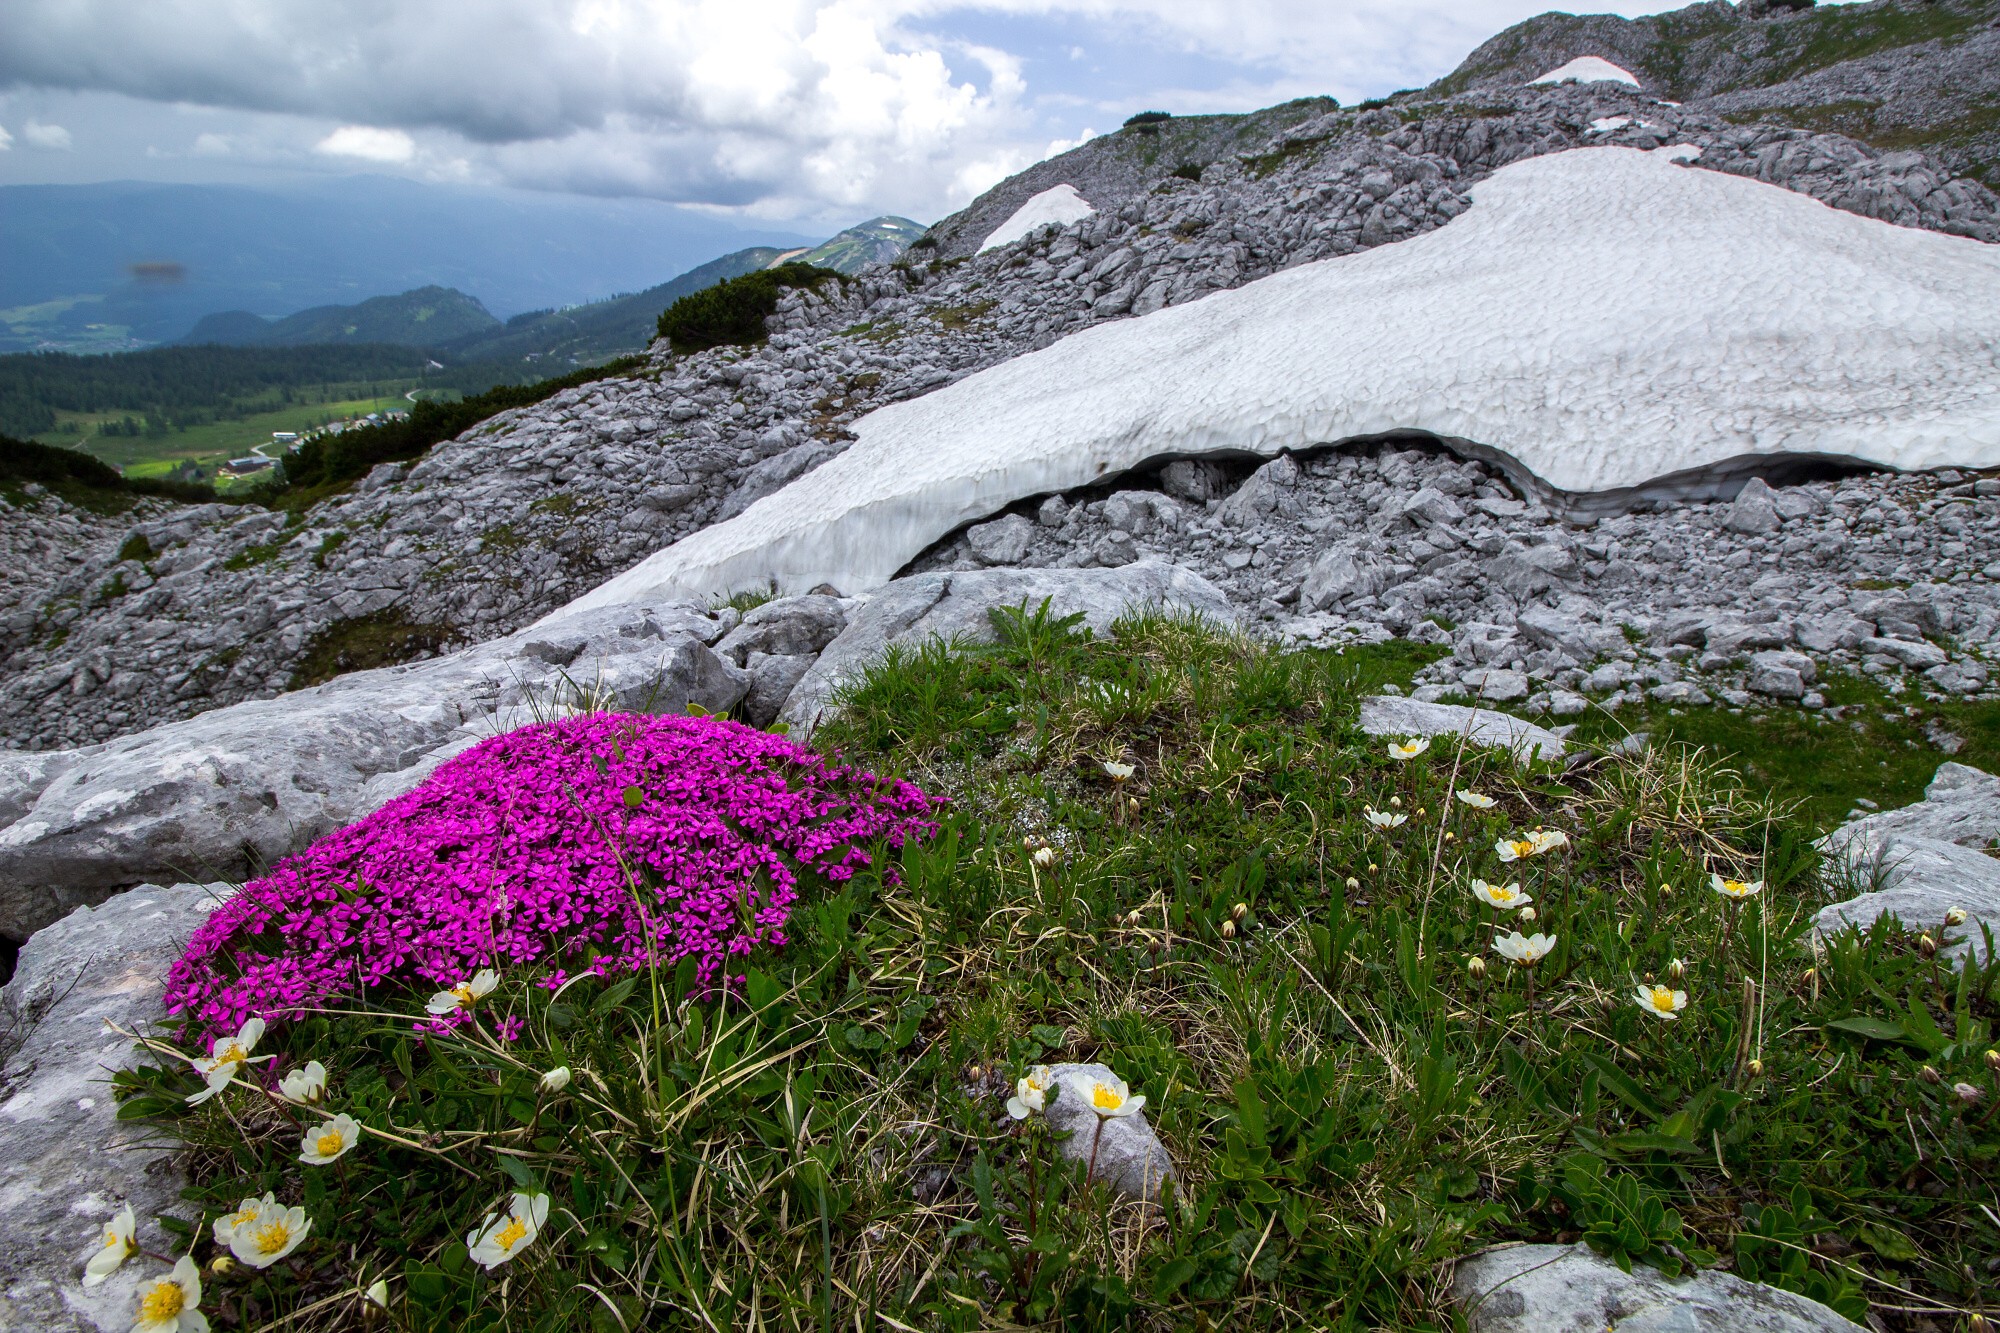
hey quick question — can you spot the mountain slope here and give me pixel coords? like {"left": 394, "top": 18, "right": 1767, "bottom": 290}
{"left": 179, "top": 286, "right": 501, "bottom": 348}
{"left": 794, "top": 217, "right": 927, "bottom": 271}
{"left": 1432, "top": 0, "right": 2000, "bottom": 186}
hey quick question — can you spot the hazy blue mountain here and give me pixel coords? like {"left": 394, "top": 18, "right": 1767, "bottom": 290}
{"left": 180, "top": 286, "right": 501, "bottom": 348}
{"left": 0, "top": 176, "right": 816, "bottom": 354}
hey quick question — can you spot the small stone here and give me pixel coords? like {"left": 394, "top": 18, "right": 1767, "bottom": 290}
{"left": 1042, "top": 1063, "right": 1176, "bottom": 1203}
{"left": 1460, "top": 667, "right": 1530, "bottom": 702}
{"left": 1725, "top": 477, "right": 1782, "bottom": 535}
{"left": 966, "top": 514, "right": 1037, "bottom": 565}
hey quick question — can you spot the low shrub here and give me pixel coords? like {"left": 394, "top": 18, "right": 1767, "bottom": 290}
{"left": 163, "top": 711, "right": 937, "bottom": 1037}
{"left": 654, "top": 262, "right": 846, "bottom": 355}
{"left": 1123, "top": 110, "right": 1173, "bottom": 131}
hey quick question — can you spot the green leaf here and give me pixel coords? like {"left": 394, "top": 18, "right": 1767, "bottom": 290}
{"left": 1579, "top": 1050, "right": 1665, "bottom": 1121}
{"left": 1152, "top": 1257, "right": 1198, "bottom": 1299}
{"left": 496, "top": 1153, "right": 541, "bottom": 1192}
{"left": 115, "top": 1095, "right": 177, "bottom": 1121}
{"left": 621, "top": 784, "right": 645, "bottom": 809}
{"left": 1854, "top": 1222, "right": 1921, "bottom": 1263}
{"left": 1822, "top": 1015, "right": 1910, "bottom": 1043}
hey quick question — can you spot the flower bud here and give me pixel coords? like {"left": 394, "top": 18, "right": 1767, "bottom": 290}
{"left": 364, "top": 1279, "right": 391, "bottom": 1313}
{"left": 211, "top": 1256, "right": 236, "bottom": 1276}
{"left": 1389, "top": 796, "right": 1402, "bottom": 808}
{"left": 967, "top": 1064, "right": 984, "bottom": 1082}
{"left": 1968, "top": 1314, "right": 1992, "bottom": 1333}
{"left": 1367, "top": 863, "right": 1378, "bottom": 874}
{"left": 1444, "top": 830, "right": 1456, "bottom": 841}
{"left": 1642, "top": 971, "right": 1655, "bottom": 985}
{"left": 1231, "top": 902, "right": 1248, "bottom": 922}
{"left": 1986, "top": 1049, "right": 2000, "bottom": 1073}
{"left": 1747, "top": 1058, "right": 1764, "bottom": 1078}
{"left": 1518, "top": 906, "right": 1537, "bottom": 923}
{"left": 539, "top": 1065, "right": 572, "bottom": 1094}
{"left": 1953, "top": 1082, "right": 1983, "bottom": 1105}
{"left": 1220, "top": 919, "right": 1237, "bottom": 939}
{"left": 1920, "top": 1064, "right": 1943, "bottom": 1086}
{"left": 1667, "top": 958, "right": 1686, "bottom": 982}
{"left": 1919, "top": 933, "right": 1938, "bottom": 958}
{"left": 1345, "top": 877, "right": 1360, "bottom": 891}
{"left": 1467, "top": 956, "right": 1487, "bottom": 981}
{"left": 1945, "top": 906, "right": 1967, "bottom": 927}
{"left": 1033, "top": 846, "right": 1057, "bottom": 868}
{"left": 1416, "top": 807, "right": 1427, "bottom": 817}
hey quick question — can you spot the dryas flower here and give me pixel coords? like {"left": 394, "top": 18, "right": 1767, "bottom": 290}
{"left": 212, "top": 1194, "right": 273, "bottom": 1246}
{"left": 425, "top": 969, "right": 499, "bottom": 1017}
{"left": 187, "top": 1017, "right": 269, "bottom": 1105}
{"left": 1388, "top": 736, "right": 1430, "bottom": 761}
{"left": 1494, "top": 931, "right": 1556, "bottom": 966}
{"left": 1070, "top": 1070, "right": 1146, "bottom": 1119}
{"left": 1102, "top": 760, "right": 1135, "bottom": 782}
{"left": 1528, "top": 829, "right": 1569, "bottom": 854}
{"left": 1711, "top": 874, "right": 1763, "bottom": 901}
{"left": 1945, "top": 906, "right": 1968, "bottom": 927}
{"left": 1470, "top": 879, "right": 1531, "bottom": 911}
{"left": 1495, "top": 835, "right": 1536, "bottom": 863}
{"left": 467, "top": 1192, "right": 549, "bottom": 1269}
{"left": 1954, "top": 1082, "right": 1983, "bottom": 1106}
{"left": 1032, "top": 845, "right": 1057, "bottom": 868}
{"left": 132, "top": 1256, "right": 206, "bottom": 1333}
{"left": 1364, "top": 807, "right": 1407, "bottom": 829}
{"left": 228, "top": 1200, "right": 311, "bottom": 1269}
{"left": 1636, "top": 984, "right": 1688, "bottom": 1020}
{"left": 300, "top": 1113, "right": 361, "bottom": 1166}
{"left": 1667, "top": 957, "right": 1687, "bottom": 982}
{"left": 83, "top": 1203, "right": 136, "bottom": 1287}
{"left": 538, "top": 1066, "right": 571, "bottom": 1094}
{"left": 1517, "top": 905, "right": 1538, "bottom": 923}
{"left": 1007, "top": 1066, "right": 1054, "bottom": 1120}
{"left": 278, "top": 1060, "right": 327, "bottom": 1104}
{"left": 1455, "top": 789, "right": 1497, "bottom": 809}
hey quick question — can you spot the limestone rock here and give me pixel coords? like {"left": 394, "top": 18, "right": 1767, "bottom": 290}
{"left": 778, "top": 562, "right": 1235, "bottom": 735}
{"left": 1, "top": 883, "right": 227, "bottom": 1333}
{"left": 965, "top": 514, "right": 1037, "bottom": 565}
{"left": 1300, "top": 543, "right": 1394, "bottom": 612}
{"left": 0, "top": 601, "right": 747, "bottom": 940}
{"left": 1356, "top": 696, "right": 1567, "bottom": 763}
{"left": 1043, "top": 1063, "right": 1175, "bottom": 1203}
{"left": 1453, "top": 1242, "right": 1865, "bottom": 1332}
{"left": 1725, "top": 477, "right": 1783, "bottom": 535}
{"left": 715, "top": 595, "right": 852, "bottom": 663}
{"left": 1818, "top": 763, "right": 2000, "bottom": 964}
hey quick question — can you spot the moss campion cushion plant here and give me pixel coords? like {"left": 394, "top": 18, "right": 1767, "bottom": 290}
{"left": 165, "top": 712, "right": 937, "bottom": 1038}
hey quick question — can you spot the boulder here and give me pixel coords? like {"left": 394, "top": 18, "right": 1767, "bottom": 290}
{"left": 1159, "top": 460, "right": 1228, "bottom": 504}
{"left": 1724, "top": 477, "right": 1783, "bottom": 535}
{"left": 1453, "top": 1242, "right": 1864, "bottom": 1332}
{"left": 1215, "top": 456, "right": 1303, "bottom": 527}
{"left": 1043, "top": 1063, "right": 1175, "bottom": 1203}
{"left": 0, "top": 602, "right": 748, "bottom": 941}
{"left": 1, "top": 883, "right": 226, "bottom": 1333}
{"left": 1746, "top": 650, "right": 1815, "bottom": 699}
{"left": 778, "top": 562, "right": 1236, "bottom": 735}
{"left": 742, "top": 653, "right": 819, "bottom": 728}
{"left": 1300, "top": 543, "right": 1396, "bottom": 612}
{"left": 1514, "top": 605, "right": 1625, "bottom": 663}
{"left": 1356, "top": 697, "right": 1567, "bottom": 763}
{"left": 1485, "top": 543, "right": 1578, "bottom": 598}
{"left": 1858, "top": 636, "right": 1948, "bottom": 670}
{"left": 714, "top": 595, "right": 851, "bottom": 663}
{"left": 1818, "top": 763, "right": 2000, "bottom": 963}
{"left": 965, "top": 514, "right": 1038, "bottom": 565}
{"left": 1460, "top": 667, "right": 1531, "bottom": 702}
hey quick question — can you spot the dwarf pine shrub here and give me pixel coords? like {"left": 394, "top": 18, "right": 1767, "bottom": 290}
{"left": 654, "top": 262, "right": 846, "bottom": 355}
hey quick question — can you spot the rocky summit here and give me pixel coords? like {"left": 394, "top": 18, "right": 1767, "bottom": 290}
{"left": 4, "top": 3, "right": 2000, "bottom": 1329}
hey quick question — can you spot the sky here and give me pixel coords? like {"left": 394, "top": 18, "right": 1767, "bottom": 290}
{"left": 0, "top": 0, "right": 1742, "bottom": 230}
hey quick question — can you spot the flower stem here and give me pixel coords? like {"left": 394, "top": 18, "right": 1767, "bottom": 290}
{"left": 1087, "top": 1116, "right": 1106, "bottom": 1188}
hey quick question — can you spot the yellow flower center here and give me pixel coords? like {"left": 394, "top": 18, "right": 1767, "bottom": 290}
{"left": 104, "top": 1230, "right": 123, "bottom": 1248}
{"left": 1091, "top": 1084, "right": 1125, "bottom": 1111}
{"left": 1723, "top": 880, "right": 1748, "bottom": 895}
{"left": 494, "top": 1217, "right": 529, "bottom": 1251}
{"left": 231, "top": 1205, "right": 259, "bottom": 1227}
{"left": 216, "top": 1042, "right": 246, "bottom": 1065}
{"left": 1649, "top": 987, "right": 1676, "bottom": 1012}
{"left": 316, "top": 1128, "right": 345, "bottom": 1157}
{"left": 253, "top": 1219, "right": 293, "bottom": 1255}
{"left": 1492, "top": 886, "right": 1515, "bottom": 903}
{"left": 139, "top": 1280, "right": 186, "bottom": 1320}
{"left": 451, "top": 984, "right": 475, "bottom": 1006}
{"left": 1508, "top": 841, "right": 1533, "bottom": 857}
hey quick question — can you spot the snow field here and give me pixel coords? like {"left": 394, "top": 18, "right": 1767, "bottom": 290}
{"left": 979, "top": 184, "right": 1096, "bottom": 253}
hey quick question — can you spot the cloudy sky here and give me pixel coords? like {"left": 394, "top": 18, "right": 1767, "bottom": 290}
{"left": 0, "top": 0, "right": 1710, "bottom": 228}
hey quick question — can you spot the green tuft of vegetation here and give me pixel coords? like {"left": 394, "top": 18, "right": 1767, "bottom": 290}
{"left": 121, "top": 612, "right": 1998, "bottom": 1329}
{"left": 931, "top": 299, "right": 998, "bottom": 331}
{"left": 1169, "top": 162, "right": 1205, "bottom": 182}
{"left": 288, "top": 607, "right": 457, "bottom": 690}
{"left": 221, "top": 537, "right": 290, "bottom": 572}
{"left": 116, "top": 532, "right": 154, "bottom": 564}
{"left": 654, "top": 262, "right": 846, "bottom": 355}
{"left": 1123, "top": 111, "right": 1174, "bottom": 132}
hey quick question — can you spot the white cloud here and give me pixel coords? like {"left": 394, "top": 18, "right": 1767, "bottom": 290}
{"left": 1044, "top": 127, "right": 1096, "bottom": 159}
{"left": 22, "top": 118, "right": 71, "bottom": 150}
{"left": 0, "top": 123, "right": 11, "bottom": 151}
{"left": 315, "top": 125, "right": 416, "bottom": 163}
{"left": 191, "top": 131, "right": 232, "bottom": 156}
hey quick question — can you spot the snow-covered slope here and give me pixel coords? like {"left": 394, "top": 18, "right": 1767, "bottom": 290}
{"left": 550, "top": 145, "right": 1999, "bottom": 612}
{"left": 980, "top": 184, "right": 1097, "bottom": 253}
{"left": 1529, "top": 56, "right": 1641, "bottom": 88}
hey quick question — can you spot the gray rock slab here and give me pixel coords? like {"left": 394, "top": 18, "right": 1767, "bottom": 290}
{"left": 1453, "top": 1243, "right": 1865, "bottom": 1332}
{"left": 965, "top": 514, "right": 1038, "bottom": 565}
{"left": 0, "top": 601, "right": 746, "bottom": 941}
{"left": 1823, "top": 762, "right": 2000, "bottom": 854}
{"left": 1043, "top": 1062, "right": 1175, "bottom": 1203}
{"left": 1, "top": 883, "right": 227, "bottom": 1333}
{"left": 1817, "top": 763, "right": 2000, "bottom": 964}
{"left": 778, "top": 561, "right": 1236, "bottom": 735}
{"left": 1357, "top": 696, "right": 1567, "bottom": 763}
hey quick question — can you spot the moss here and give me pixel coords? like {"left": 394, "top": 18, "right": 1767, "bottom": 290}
{"left": 529, "top": 492, "right": 589, "bottom": 517}
{"left": 311, "top": 530, "right": 346, "bottom": 569}
{"left": 931, "top": 300, "right": 997, "bottom": 331}
{"left": 117, "top": 532, "right": 154, "bottom": 563}
{"left": 289, "top": 608, "right": 457, "bottom": 690}
{"left": 221, "top": 536, "right": 289, "bottom": 572}
{"left": 479, "top": 523, "right": 525, "bottom": 555}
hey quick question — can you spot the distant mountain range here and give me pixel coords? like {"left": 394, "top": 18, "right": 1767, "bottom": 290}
{"left": 173, "top": 217, "right": 926, "bottom": 366}
{"left": 0, "top": 175, "right": 817, "bottom": 355}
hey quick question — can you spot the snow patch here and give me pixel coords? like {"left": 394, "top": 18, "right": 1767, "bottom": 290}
{"left": 559, "top": 147, "right": 2000, "bottom": 613}
{"left": 979, "top": 184, "right": 1095, "bottom": 253}
{"left": 1587, "top": 116, "right": 1632, "bottom": 133}
{"left": 1530, "top": 56, "right": 1641, "bottom": 88}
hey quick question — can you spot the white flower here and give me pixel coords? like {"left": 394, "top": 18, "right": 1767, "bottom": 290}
{"left": 1493, "top": 931, "right": 1556, "bottom": 966}
{"left": 132, "top": 1255, "right": 207, "bottom": 1333}
{"left": 466, "top": 1192, "right": 549, "bottom": 1269}
{"left": 187, "top": 1017, "right": 269, "bottom": 1105}
{"left": 1067, "top": 1070, "right": 1146, "bottom": 1119}
{"left": 228, "top": 1200, "right": 311, "bottom": 1269}
{"left": 1529, "top": 829, "right": 1569, "bottom": 853}
{"left": 1495, "top": 835, "right": 1535, "bottom": 862}
{"left": 538, "top": 1066, "right": 571, "bottom": 1094}
{"left": 1101, "top": 760, "right": 1135, "bottom": 782}
{"left": 278, "top": 1060, "right": 327, "bottom": 1104}
{"left": 1470, "top": 879, "right": 1531, "bottom": 911}
{"left": 1388, "top": 736, "right": 1430, "bottom": 761}
{"left": 212, "top": 1193, "right": 273, "bottom": 1247}
{"left": 300, "top": 1113, "right": 362, "bottom": 1166}
{"left": 1635, "top": 984, "right": 1688, "bottom": 1020}
{"left": 1363, "top": 806, "right": 1407, "bottom": 829}
{"left": 1006, "top": 1065, "right": 1054, "bottom": 1119}
{"left": 1710, "top": 874, "right": 1763, "bottom": 901}
{"left": 425, "top": 969, "right": 499, "bottom": 1016}
{"left": 1032, "top": 845, "right": 1057, "bottom": 868}
{"left": 82, "top": 1203, "right": 136, "bottom": 1287}
{"left": 1455, "top": 789, "right": 1498, "bottom": 809}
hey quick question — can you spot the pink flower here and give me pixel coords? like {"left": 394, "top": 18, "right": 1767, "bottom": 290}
{"left": 165, "top": 713, "right": 936, "bottom": 1040}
